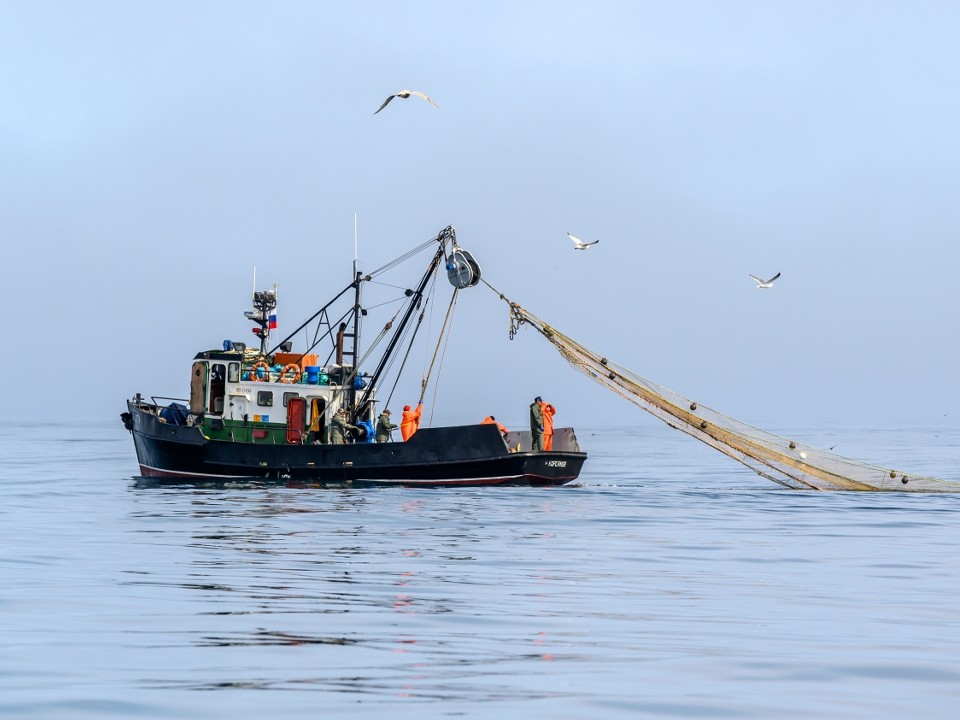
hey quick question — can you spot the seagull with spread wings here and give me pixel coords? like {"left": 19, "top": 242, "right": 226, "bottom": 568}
{"left": 567, "top": 232, "right": 599, "bottom": 250}
{"left": 374, "top": 90, "right": 439, "bottom": 115}
{"left": 749, "top": 272, "right": 781, "bottom": 288}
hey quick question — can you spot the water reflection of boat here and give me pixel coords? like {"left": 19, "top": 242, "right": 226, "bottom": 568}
{"left": 121, "top": 226, "right": 586, "bottom": 487}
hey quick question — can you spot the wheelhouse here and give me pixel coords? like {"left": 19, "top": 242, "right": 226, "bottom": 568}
{"left": 188, "top": 350, "right": 376, "bottom": 444}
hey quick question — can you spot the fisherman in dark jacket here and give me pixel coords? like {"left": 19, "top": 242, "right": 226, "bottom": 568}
{"left": 375, "top": 409, "right": 398, "bottom": 443}
{"left": 530, "top": 396, "right": 545, "bottom": 451}
{"left": 330, "top": 408, "right": 359, "bottom": 444}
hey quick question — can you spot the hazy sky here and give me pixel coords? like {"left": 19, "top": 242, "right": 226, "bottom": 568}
{"left": 4, "top": 1, "right": 960, "bottom": 434}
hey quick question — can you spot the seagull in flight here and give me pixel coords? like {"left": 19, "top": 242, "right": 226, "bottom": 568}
{"left": 373, "top": 90, "right": 439, "bottom": 115}
{"left": 567, "top": 232, "right": 599, "bottom": 250}
{"left": 749, "top": 272, "right": 781, "bottom": 288}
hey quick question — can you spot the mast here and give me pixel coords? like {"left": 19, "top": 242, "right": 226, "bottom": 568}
{"left": 348, "top": 270, "right": 363, "bottom": 410}
{"left": 245, "top": 286, "right": 277, "bottom": 355}
{"left": 349, "top": 213, "right": 361, "bottom": 409}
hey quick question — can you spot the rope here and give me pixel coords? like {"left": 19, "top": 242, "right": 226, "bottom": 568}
{"left": 366, "top": 237, "right": 439, "bottom": 278}
{"left": 420, "top": 287, "right": 457, "bottom": 404}
{"left": 420, "top": 288, "right": 459, "bottom": 412}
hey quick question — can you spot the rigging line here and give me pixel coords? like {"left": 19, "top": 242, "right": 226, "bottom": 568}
{"left": 382, "top": 295, "right": 428, "bottom": 410}
{"left": 363, "top": 296, "right": 407, "bottom": 312}
{"left": 425, "top": 290, "right": 459, "bottom": 426}
{"left": 354, "top": 244, "right": 446, "bottom": 412}
{"left": 378, "top": 273, "right": 441, "bottom": 409}
{"left": 352, "top": 301, "right": 408, "bottom": 375}
{"left": 268, "top": 279, "right": 357, "bottom": 355}
{"left": 305, "top": 306, "right": 356, "bottom": 365}
{"left": 421, "top": 266, "right": 442, "bottom": 376}
{"left": 327, "top": 300, "right": 412, "bottom": 413}
{"left": 380, "top": 300, "right": 422, "bottom": 398}
{"left": 326, "top": 324, "right": 395, "bottom": 413}
{"left": 366, "top": 237, "right": 439, "bottom": 278}
{"left": 381, "top": 322, "right": 413, "bottom": 410}
{"left": 421, "top": 288, "right": 459, "bottom": 408}
{"left": 365, "top": 279, "right": 417, "bottom": 291}
{"left": 382, "top": 315, "right": 418, "bottom": 410}
{"left": 383, "top": 300, "right": 432, "bottom": 410}
{"left": 370, "top": 238, "right": 437, "bottom": 276}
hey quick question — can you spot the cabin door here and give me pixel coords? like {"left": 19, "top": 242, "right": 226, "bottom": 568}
{"left": 286, "top": 397, "right": 307, "bottom": 444}
{"left": 309, "top": 397, "right": 327, "bottom": 444}
{"left": 189, "top": 362, "right": 206, "bottom": 414}
{"left": 209, "top": 363, "right": 226, "bottom": 414}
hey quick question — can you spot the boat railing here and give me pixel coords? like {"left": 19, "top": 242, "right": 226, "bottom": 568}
{"left": 148, "top": 395, "right": 189, "bottom": 408}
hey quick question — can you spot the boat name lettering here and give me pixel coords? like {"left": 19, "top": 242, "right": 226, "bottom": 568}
{"left": 545, "top": 460, "right": 567, "bottom": 468}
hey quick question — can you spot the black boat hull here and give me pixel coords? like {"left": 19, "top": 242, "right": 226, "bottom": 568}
{"left": 125, "top": 401, "right": 586, "bottom": 487}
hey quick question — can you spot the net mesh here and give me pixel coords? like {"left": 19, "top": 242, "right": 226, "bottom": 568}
{"left": 498, "top": 293, "right": 959, "bottom": 493}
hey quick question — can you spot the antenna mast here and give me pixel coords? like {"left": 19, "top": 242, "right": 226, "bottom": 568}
{"left": 353, "top": 212, "right": 358, "bottom": 276}
{"left": 244, "top": 266, "right": 277, "bottom": 356}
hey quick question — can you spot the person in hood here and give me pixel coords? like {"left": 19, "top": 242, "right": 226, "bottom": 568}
{"left": 400, "top": 402, "right": 423, "bottom": 441}
{"left": 541, "top": 401, "right": 557, "bottom": 450}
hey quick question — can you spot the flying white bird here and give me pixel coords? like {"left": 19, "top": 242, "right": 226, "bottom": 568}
{"left": 373, "top": 90, "right": 439, "bottom": 115}
{"left": 567, "top": 232, "right": 599, "bottom": 250}
{"left": 749, "top": 272, "right": 781, "bottom": 288}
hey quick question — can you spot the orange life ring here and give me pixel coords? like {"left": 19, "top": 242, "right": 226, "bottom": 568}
{"left": 249, "top": 361, "right": 270, "bottom": 382}
{"left": 279, "top": 363, "right": 302, "bottom": 384}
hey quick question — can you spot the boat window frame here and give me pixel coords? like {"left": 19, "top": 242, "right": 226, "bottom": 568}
{"left": 209, "top": 363, "right": 227, "bottom": 414}
{"left": 227, "top": 362, "right": 240, "bottom": 383}
{"left": 257, "top": 390, "right": 274, "bottom": 407}
{"left": 282, "top": 391, "right": 300, "bottom": 408}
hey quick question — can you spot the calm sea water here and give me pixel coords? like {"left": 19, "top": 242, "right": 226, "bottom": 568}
{"left": 3, "top": 419, "right": 960, "bottom": 719}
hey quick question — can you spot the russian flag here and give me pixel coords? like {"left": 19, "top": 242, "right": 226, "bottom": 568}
{"left": 268, "top": 310, "right": 277, "bottom": 330}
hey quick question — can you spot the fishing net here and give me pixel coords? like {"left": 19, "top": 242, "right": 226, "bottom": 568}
{"left": 496, "top": 291, "right": 959, "bottom": 493}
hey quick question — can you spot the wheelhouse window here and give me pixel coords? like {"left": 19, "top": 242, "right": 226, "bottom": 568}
{"left": 228, "top": 362, "right": 240, "bottom": 383}
{"left": 282, "top": 392, "right": 300, "bottom": 407}
{"left": 257, "top": 391, "right": 274, "bottom": 407}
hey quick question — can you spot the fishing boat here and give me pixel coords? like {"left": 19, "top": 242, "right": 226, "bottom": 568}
{"left": 121, "top": 226, "right": 586, "bottom": 487}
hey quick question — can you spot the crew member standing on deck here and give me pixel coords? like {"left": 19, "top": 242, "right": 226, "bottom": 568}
{"left": 375, "top": 409, "right": 398, "bottom": 443}
{"left": 400, "top": 402, "right": 423, "bottom": 441}
{"left": 330, "top": 408, "right": 359, "bottom": 444}
{"left": 530, "top": 396, "right": 545, "bottom": 451}
{"left": 541, "top": 401, "right": 556, "bottom": 450}
{"left": 481, "top": 415, "right": 509, "bottom": 437}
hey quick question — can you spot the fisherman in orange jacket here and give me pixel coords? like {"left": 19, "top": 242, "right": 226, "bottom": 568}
{"left": 481, "top": 415, "right": 509, "bottom": 437}
{"left": 400, "top": 402, "right": 423, "bottom": 441}
{"left": 541, "top": 401, "right": 556, "bottom": 451}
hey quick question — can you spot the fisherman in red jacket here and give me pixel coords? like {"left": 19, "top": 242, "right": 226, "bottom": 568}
{"left": 400, "top": 402, "right": 423, "bottom": 441}
{"left": 481, "top": 415, "right": 509, "bottom": 437}
{"left": 541, "top": 401, "right": 556, "bottom": 451}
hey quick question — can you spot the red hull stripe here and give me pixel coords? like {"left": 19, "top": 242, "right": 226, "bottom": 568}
{"left": 354, "top": 474, "right": 576, "bottom": 486}
{"left": 139, "top": 464, "right": 574, "bottom": 485}
{"left": 139, "top": 464, "right": 253, "bottom": 480}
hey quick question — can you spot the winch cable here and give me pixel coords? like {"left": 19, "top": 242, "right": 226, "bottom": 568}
{"left": 380, "top": 322, "right": 414, "bottom": 410}
{"left": 327, "top": 302, "right": 408, "bottom": 413}
{"left": 273, "top": 236, "right": 439, "bottom": 365}
{"left": 422, "top": 288, "right": 459, "bottom": 424}
{"left": 366, "top": 236, "right": 439, "bottom": 278}
{"left": 418, "top": 270, "right": 442, "bottom": 396}
{"left": 376, "top": 311, "right": 416, "bottom": 407}
{"left": 377, "top": 267, "right": 443, "bottom": 411}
